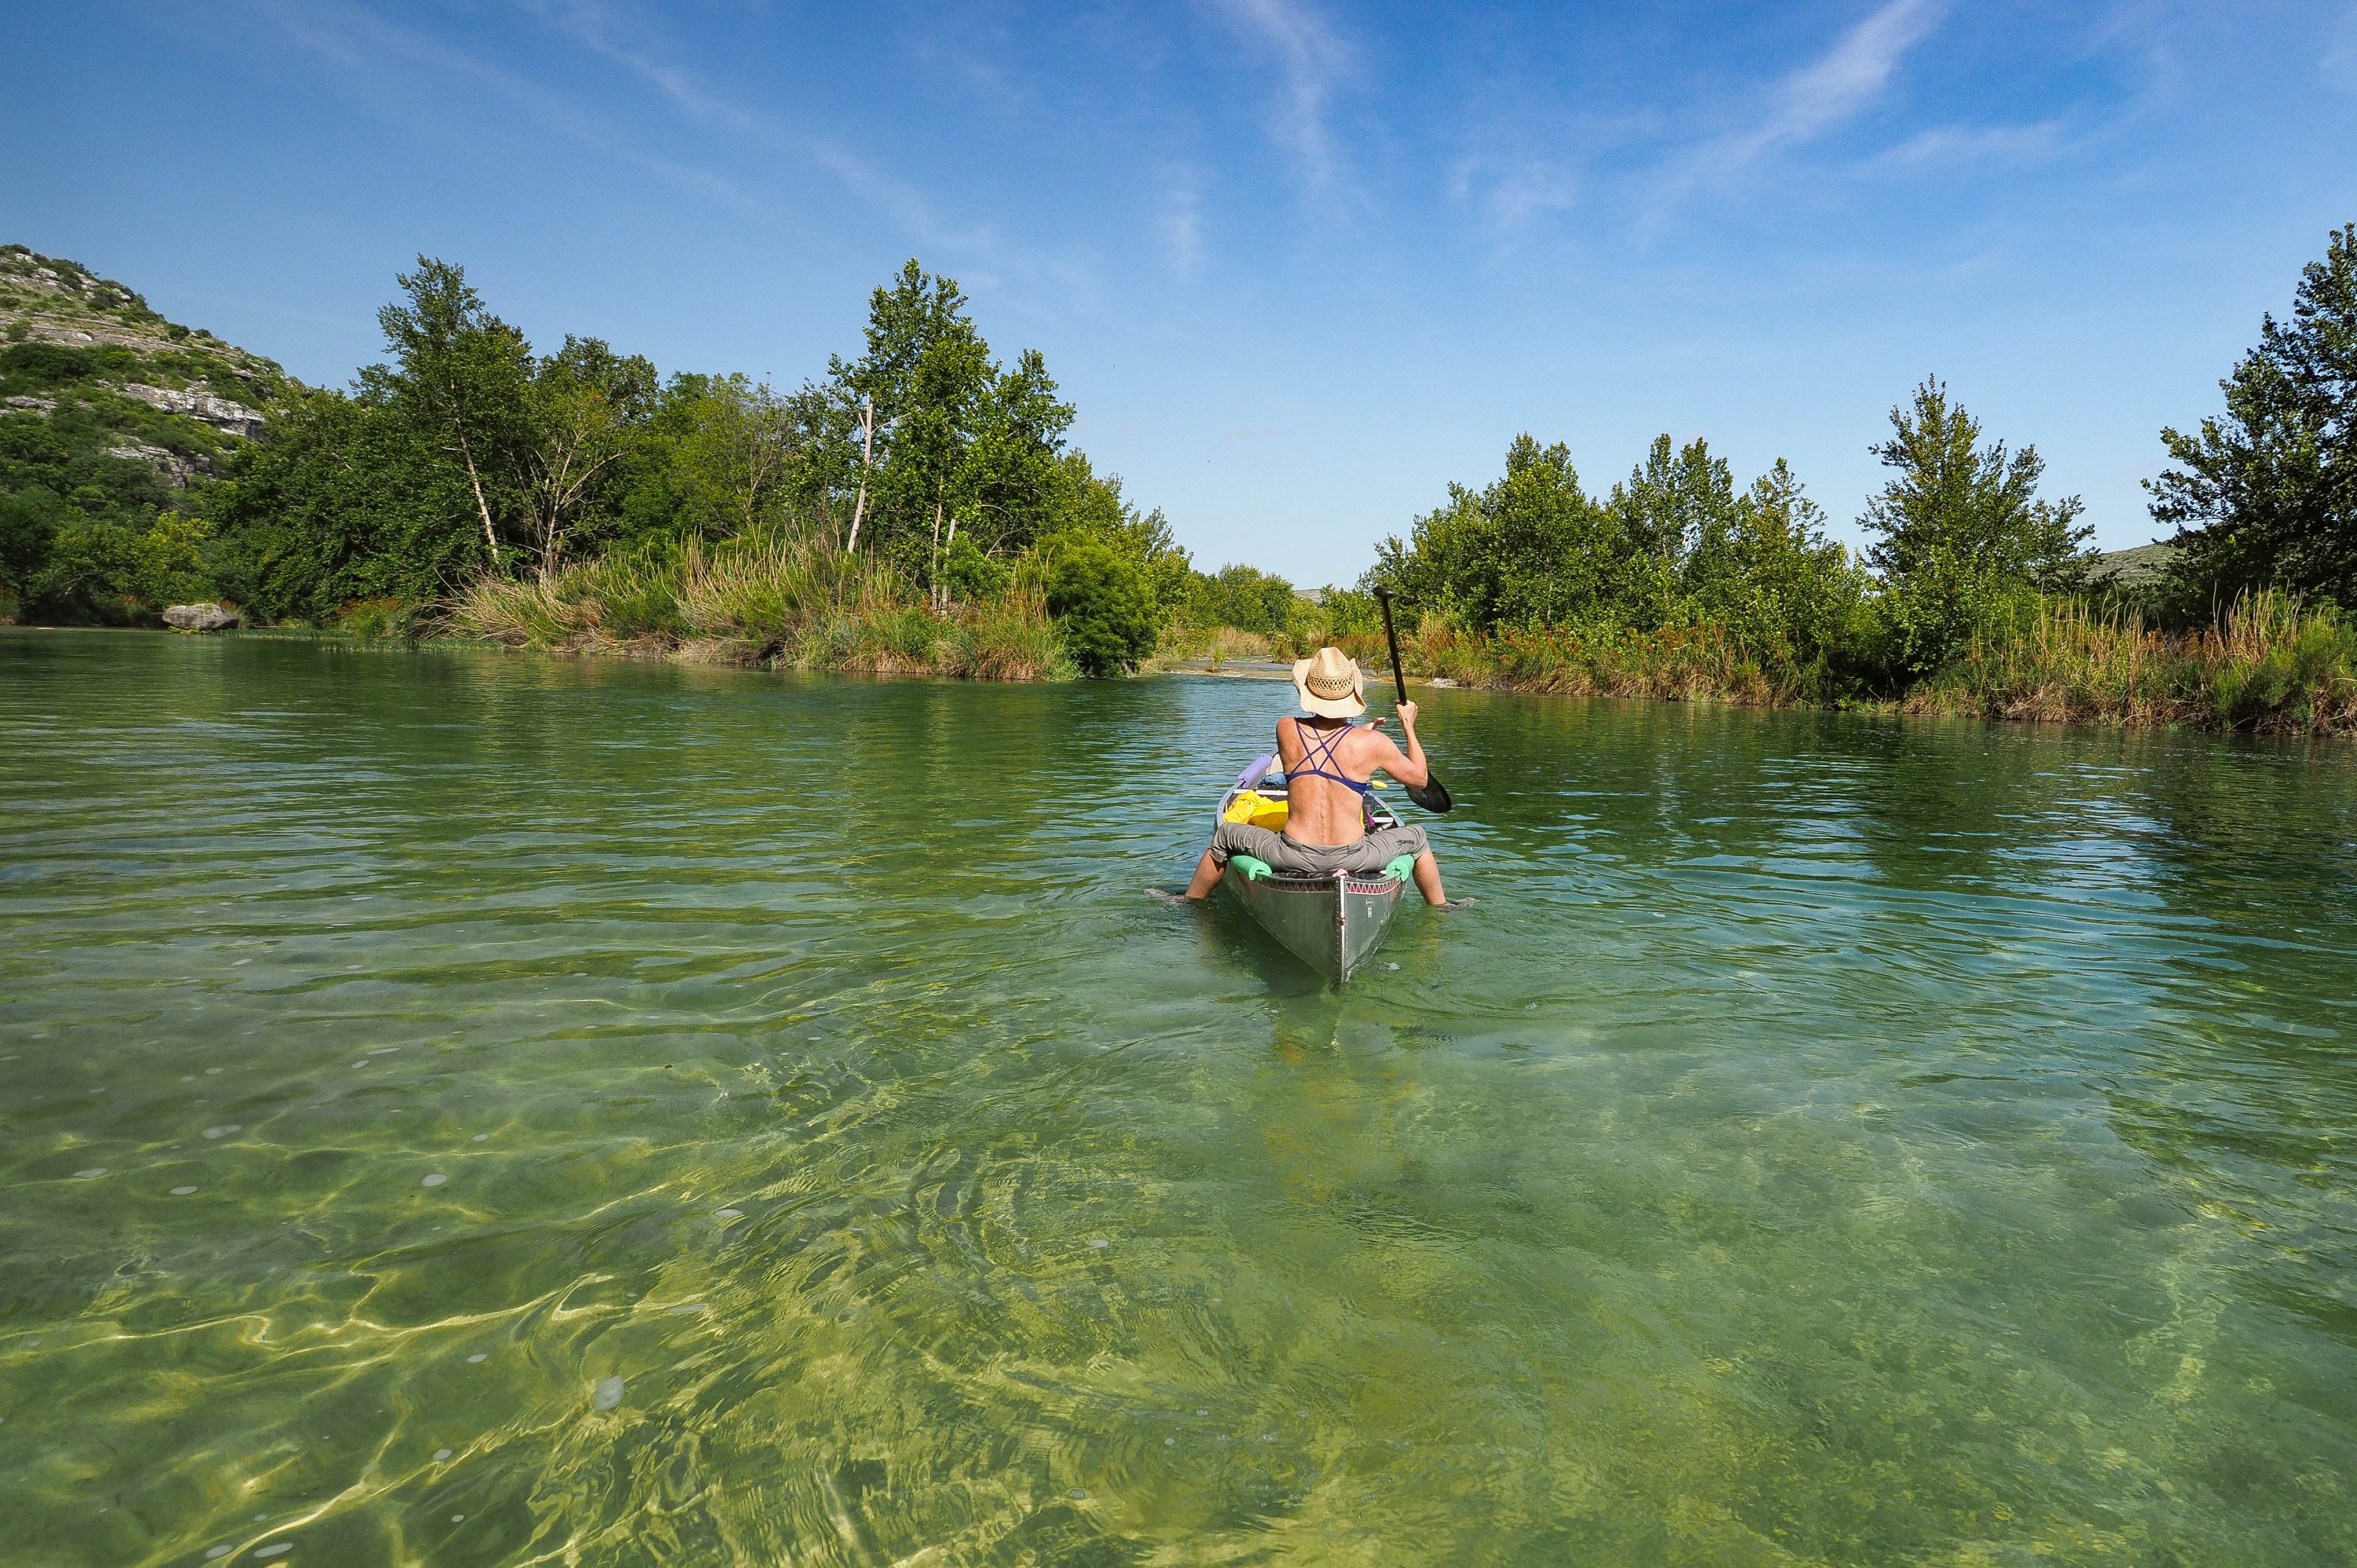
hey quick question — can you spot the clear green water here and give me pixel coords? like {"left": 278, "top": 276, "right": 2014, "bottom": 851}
{"left": 2, "top": 629, "right": 2354, "bottom": 1566}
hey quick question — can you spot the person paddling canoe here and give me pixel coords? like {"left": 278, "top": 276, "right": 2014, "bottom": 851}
{"left": 1181, "top": 647, "right": 1457, "bottom": 907}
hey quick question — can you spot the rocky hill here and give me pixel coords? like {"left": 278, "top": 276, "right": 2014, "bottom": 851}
{"left": 2, "top": 244, "right": 306, "bottom": 620}
{"left": 1, "top": 244, "right": 293, "bottom": 490}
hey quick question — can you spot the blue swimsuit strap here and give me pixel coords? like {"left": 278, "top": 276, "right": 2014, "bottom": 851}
{"left": 1284, "top": 717, "right": 1371, "bottom": 796}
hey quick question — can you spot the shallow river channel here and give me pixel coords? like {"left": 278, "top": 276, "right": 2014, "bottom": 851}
{"left": 2, "top": 628, "right": 2354, "bottom": 1566}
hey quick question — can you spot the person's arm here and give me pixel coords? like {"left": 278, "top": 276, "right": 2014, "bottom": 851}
{"left": 1365, "top": 700, "right": 1430, "bottom": 788}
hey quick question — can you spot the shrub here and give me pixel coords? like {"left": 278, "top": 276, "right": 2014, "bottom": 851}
{"left": 941, "top": 533, "right": 1010, "bottom": 603}
{"left": 1045, "top": 539, "right": 1157, "bottom": 676}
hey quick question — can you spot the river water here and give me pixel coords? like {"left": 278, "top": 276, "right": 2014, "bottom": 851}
{"left": 2, "top": 628, "right": 2353, "bottom": 1566}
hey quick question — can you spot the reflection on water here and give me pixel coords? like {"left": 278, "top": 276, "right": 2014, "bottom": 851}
{"left": 2, "top": 628, "right": 2354, "bottom": 1565}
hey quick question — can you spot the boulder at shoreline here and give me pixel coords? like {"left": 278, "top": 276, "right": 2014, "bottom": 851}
{"left": 163, "top": 603, "right": 240, "bottom": 632}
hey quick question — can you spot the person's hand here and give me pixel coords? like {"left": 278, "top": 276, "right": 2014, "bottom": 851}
{"left": 1397, "top": 699, "right": 1419, "bottom": 730}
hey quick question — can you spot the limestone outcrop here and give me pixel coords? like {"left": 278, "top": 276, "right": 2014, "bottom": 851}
{"left": 120, "top": 383, "right": 266, "bottom": 438}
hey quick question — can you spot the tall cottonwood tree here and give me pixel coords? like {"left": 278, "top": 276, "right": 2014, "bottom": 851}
{"left": 2151, "top": 223, "right": 2357, "bottom": 610}
{"left": 817, "top": 262, "right": 1076, "bottom": 592}
{"left": 372, "top": 258, "right": 532, "bottom": 568}
{"left": 662, "top": 374, "right": 805, "bottom": 540}
{"left": 518, "top": 336, "right": 655, "bottom": 578}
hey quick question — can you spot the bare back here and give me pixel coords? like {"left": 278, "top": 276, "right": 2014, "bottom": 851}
{"left": 1278, "top": 717, "right": 1409, "bottom": 846}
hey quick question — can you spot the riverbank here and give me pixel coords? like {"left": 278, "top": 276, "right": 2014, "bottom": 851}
{"left": 99, "top": 578, "right": 2357, "bottom": 739}
{"left": 445, "top": 538, "right": 1072, "bottom": 680}
{"left": 1332, "top": 592, "right": 2357, "bottom": 737}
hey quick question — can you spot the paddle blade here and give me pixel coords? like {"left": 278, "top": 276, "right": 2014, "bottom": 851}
{"left": 1406, "top": 773, "right": 1453, "bottom": 814}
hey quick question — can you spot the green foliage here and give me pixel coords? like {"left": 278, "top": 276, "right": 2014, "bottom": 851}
{"left": 1, "top": 340, "right": 145, "bottom": 387}
{"left": 133, "top": 510, "right": 214, "bottom": 605}
{"left": 941, "top": 533, "right": 1010, "bottom": 603}
{"left": 1912, "top": 592, "right": 2357, "bottom": 734}
{"left": 1371, "top": 434, "right": 1650, "bottom": 632}
{"left": 0, "top": 302, "right": 247, "bottom": 618}
{"left": 450, "top": 526, "right": 1069, "bottom": 680}
{"left": 619, "top": 372, "right": 811, "bottom": 546}
{"left": 1318, "top": 587, "right": 1382, "bottom": 643}
{"left": 1186, "top": 562, "right": 1302, "bottom": 636}
{"left": 0, "top": 484, "right": 64, "bottom": 592}
{"left": 1045, "top": 538, "right": 1159, "bottom": 676}
{"left": 818, "top": 261, "right": 1078, "bottom": 594}
{"left": 1039, "top": 451, "right": 1193, "bottom": 616}
{"left": 2151, "top": 223, "right": 2357, "bottom": 613}
{"left": 1684, "top": 458, "right": 1874, "bottom": 681}
{"left": 1365, "top": 431, "right": 1871, "bottom": 698}
{"left": 209, "top": 383, "right": 478, "bottom": 621}
{"left": 1863, "top": 378, "right": 2092, "bottom": 676}
{"left": 518, "top": 335, "right": 658, "bottom": 576}
{"left": 5, "top": 247, "right": 1174, "bottom": 661}
{"left": 364, "top": 255, "right": 533, "bottom": 571}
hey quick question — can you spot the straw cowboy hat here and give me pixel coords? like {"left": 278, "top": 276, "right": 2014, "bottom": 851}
{"left": 1292, "top": 647, "right": 1367, "bottom": 719}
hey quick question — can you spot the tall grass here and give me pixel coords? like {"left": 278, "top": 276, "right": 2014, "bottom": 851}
{"left": 1148, "top": 624, "right": 1277, "bottom": 669}
{"left": 1914, "top": 592, "right": 2357, "bottom": 735}
{"left": 445, "top": 543, "right": 2355, "bottom": 728}
{"left": 1331, "top": 617, "right": 1811, "bottom": 707}
{"left": 449, "top": 536, "right": 1070, "bottom": 680}
{"left": 1328, "top": 594, "right": 2357, "bottom": 735}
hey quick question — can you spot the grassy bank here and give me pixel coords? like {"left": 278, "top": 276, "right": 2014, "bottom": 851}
{"left": 325, "top": 554, "right": 2357, "bottom": 737}
{"left": 1331, "top": 594, "right": 2357, "bottom": 736}
{"left": 1335, "top": 618, "right": 1800, "bottom": 707}
{"left": 1910, "top": 593, "right": 2357, "bottom": 734}
{"left": 1147, "top": 624, "right": 1288, "bottom": 670}
{"left": 448, "top": 537, "right": 1072, "bottom": 680}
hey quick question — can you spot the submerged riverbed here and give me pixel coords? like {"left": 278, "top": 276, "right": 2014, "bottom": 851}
{"left": 2, "top": 628, "right": 2354, "bottom": 1566}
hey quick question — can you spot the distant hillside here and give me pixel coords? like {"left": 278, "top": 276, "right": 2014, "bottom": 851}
{"left": 2088, "top": 540, "right": 2176, "bottom": 585}
{"left": 1, "top": 244, "right": 296, "bottom": 620}
{"left": 1, "top": 244, "right": 292, "bottom": 485}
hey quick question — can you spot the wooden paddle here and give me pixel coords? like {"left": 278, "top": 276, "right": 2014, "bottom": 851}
{"left": 1373, "top": 588, "right": 1453, "bottom": 814}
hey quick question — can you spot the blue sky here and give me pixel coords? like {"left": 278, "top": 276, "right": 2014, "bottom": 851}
{"left": 7, "top": 1, "right": 2356, "bottom": 582}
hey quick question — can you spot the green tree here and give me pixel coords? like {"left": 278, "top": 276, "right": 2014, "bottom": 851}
{"left": 820, "top": 262, "right": 1076, "bottom": 596}
{"left": 0, "top": 485, "right": 65, "bottom": 603}
{"left": 1369, "top": 434, "right": 1640, "bottom": 632}
{"left": 517, "top": 335, "right": 657, "bottom": 577}
{"left": 371, "top": 256, "right": 532, "bottom": 570}
{"left": 1863, "top": 377, "right": 2091, "bottom": 676}
{"left": 131, "top": 510, "right": 215, "bottom": 606}
{"left": 2151, "top": 223, "right": 2357, "bottom": 610}
{"left": 1688, "top": 460, "right": 1872, "bottom": 686}
{"left": 1036, "top": 450, "right": 1193, "bottom": 617}
{"left": 1046, "top": 539, "right": 1157, "bottom": 676}
{"left": 616, "top": 373, "right": 806, "bottom": 548}
{"left": 209, "top": 384, "right": 478, "bottom": 620}
{"left": 1611, "top": 434, "right": 1739, "bottom": 566}
{"left": 1189, "top": 562, "right": 1301, "bottom": 634}
{"left": 940, "top": 533, "right": 1010, "bottom": 602}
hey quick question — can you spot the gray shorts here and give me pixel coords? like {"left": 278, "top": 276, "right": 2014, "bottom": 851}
{"left": 1210, "top": 820, "right": 1429, "bottom": 876}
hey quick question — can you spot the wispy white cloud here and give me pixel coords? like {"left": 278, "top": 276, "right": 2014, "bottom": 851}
{"left": 1732, "top": 0, "right": 1945, "bottom": 163}
{"left": 1204, "top": 0, "right": 1358, "bottom": 201}
{"left": 1865, "top": 119, "right": 2069, "bottom": 172}
{"left": 1463, "top": 157, "right": 1580, "bottom": 231}
{"left": 233, "top": 0, "right": 757, "bottom": 215}
{"left": 513, "top": 0, "right": 989, "bottom": 252}
{"left": 1648, "top": 0, "right": 1946, "bottom": 220}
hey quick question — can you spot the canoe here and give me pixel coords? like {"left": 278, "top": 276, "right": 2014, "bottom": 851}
{"left": 1214, "top": 753, "right": 1413, "bottom": 984}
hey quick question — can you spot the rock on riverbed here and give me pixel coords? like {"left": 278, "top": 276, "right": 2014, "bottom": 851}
{"left": 163, "top": 603, "right": 240, "bottom": 632}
